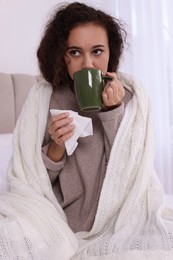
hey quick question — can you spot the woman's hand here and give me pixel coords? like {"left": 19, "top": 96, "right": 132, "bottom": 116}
{"left": 47, "top": 112, "right": 75, "bottom": 162}
{"left": 102, "top": 72, "right": 125, "bottom": 110}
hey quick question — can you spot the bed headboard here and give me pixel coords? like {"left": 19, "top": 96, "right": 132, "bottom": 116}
{"left": 0, "top": 73, "right": 40, "bottom": 133}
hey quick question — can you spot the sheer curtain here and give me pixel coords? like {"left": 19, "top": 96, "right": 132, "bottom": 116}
{"left": 113, "top": 0, "right": 173, "bottom": 195}
{"left": 79, "top": 0, "right": 173, "bottom": 194}
{"left": 115, "top": 0, "right": 173, "bottom": 194}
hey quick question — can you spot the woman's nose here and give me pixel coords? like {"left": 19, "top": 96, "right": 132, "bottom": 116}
{"left": 81, "top": 54, "right": 94, "bottom": 69}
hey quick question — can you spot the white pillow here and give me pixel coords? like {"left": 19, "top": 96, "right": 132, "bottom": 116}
{"left": 0, "top": 133, "right": 13, "bottom": 192}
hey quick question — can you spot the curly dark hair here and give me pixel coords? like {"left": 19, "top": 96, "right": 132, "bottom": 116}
{"left": 37, "top": 2, "right": 127, "bottom": 89}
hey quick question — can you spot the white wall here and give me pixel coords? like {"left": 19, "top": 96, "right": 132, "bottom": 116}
{"left": 0, "top": 0, "right": 116, "bottom": 75}
{"left": 0, "top": 0, "right": 61, "bottom": 74}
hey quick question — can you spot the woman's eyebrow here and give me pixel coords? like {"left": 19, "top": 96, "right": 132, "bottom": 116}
{"left": 92, "top": 44, "right": 105, "bottom": 48}
{"left": 66, "top": 44, "right": 105, "bottom": 50}
{"left": 66, "top": 46, "right": 81, "bottom": 50}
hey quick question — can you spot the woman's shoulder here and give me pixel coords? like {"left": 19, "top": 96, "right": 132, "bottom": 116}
{"left": 118, "top": 71, "right": 150, "bottom": 105}
{"left": 28, "top": 79, "right": 53, "bottom": 95}
{"left": 117, "top": 71, "right": 145, "bottom": 89}
{"left": 33, "top": 78, "right": 52, "bottom": 89}
{"left": 22, "top": 79, "right": 53, "bottom": 108}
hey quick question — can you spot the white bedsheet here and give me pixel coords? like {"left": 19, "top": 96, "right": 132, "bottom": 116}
{"left": 0, "top": 133, "right": 12, "bottom": 192}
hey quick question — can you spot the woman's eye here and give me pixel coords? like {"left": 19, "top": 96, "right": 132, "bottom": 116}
{"left": 93, "top": 49, "right": 103, "bottom": 56}
{"left": 70, "top": 50, "right": 80, "bottom": 57}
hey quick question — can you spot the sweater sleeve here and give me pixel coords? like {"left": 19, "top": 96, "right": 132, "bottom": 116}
{"left": 98, "top": 103, "right": 125, "bottom": 162}
{"left": 42, "top": 143, "right": 66, "bottom": 184}
{"left": 98, "top": 87, "right": 133, "bottom": 162}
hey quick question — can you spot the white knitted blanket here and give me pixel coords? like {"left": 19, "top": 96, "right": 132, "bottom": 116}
{"left": 0, "top": 72, "right": 173, "bottom": 260}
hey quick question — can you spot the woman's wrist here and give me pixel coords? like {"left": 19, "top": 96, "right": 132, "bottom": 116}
{"left": 101, "top": 102, "right": 122, "bottom": 112}
{"left": 47, "top": 141, "right": 65, "bottom": 162}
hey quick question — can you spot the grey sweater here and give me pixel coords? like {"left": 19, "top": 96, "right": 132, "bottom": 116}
{"left": 42, "top": 84, "right": 132, "bottom": 233}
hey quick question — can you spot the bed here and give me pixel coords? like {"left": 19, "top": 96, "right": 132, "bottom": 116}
{"left": 0, "top": 72, "right": 40, "bottom": 191}
{"left": 0, "top": 72, "right": 173, "bottom": 208}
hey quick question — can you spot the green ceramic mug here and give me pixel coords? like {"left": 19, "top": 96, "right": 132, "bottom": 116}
{"left": 73, "top": 68, "right": 112, "bottom": 112}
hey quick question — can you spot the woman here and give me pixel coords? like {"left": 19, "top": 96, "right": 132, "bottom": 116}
{"left": 38, "top": 2, "right": 131, "bottom": 233}
{"left": 0, "top": 2, "right": 172, "bottom": 260}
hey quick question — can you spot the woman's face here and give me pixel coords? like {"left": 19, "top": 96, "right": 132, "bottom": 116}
{"left": 64, "top": 23, "right": 110, "bottom": 79}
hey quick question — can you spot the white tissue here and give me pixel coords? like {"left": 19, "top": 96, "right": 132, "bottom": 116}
{"left": 50, "top": 109, "right": 93, "bottom": 155}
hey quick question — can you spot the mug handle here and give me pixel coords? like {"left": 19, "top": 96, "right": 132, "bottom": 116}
{"left": 102, "top": 75, "right": 113, "bottom": 82}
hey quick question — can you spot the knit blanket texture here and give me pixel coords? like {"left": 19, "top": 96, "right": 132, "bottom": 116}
{"left": 0, "top": 72, "right": 173, "bottom": 260}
